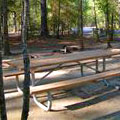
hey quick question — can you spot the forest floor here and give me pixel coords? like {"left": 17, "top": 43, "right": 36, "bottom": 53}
{"left": 3, "top": 33, "right": 120, "bottom": 120}
{"left": 9, "top": 33, "right": 101, "bottom": 53}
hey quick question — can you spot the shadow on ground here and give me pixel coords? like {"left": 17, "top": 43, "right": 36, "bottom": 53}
{"left": 94, "top": 111, "right": 120, "bottom": 120}
{"left": 65, "top": 89, "right": 120, "bottom": 110}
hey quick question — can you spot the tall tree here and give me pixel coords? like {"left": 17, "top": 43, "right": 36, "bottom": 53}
{"left": 2, "top": 0, "right": 11, "bottom": 55}
{"left": 13, "top": 0, "right": 17, "bottom": 33}
{"left": 105, "top": 0, "right": 112, "bottom": 48}
{"left": 0, "top": 0, "right": 7, "bottom": 119}
{"left": 109, "top": 13, "right": 114, "bottom": 41}
{"left": 56, "top": 0, "right": 61, "bottom": 39}
{"left": 78, "top": 0, "right": 84, "bottom": 50}
{"left": 118, "top": 0, "right": 120, "bottom": 28}
{"left": 78, "top": 0, "right": 83, "bottom": 37}
{"left": 93, "top": 0, "right": 100, "bottom": 42}
{"left": 40, "top": 0, "right": 49, "bottom": 37}
{"left": 21, "top": 0, "right": 31, "bottom": 119}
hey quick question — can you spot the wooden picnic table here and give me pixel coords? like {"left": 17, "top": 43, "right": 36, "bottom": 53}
{"left": 5, "top": 48, "right": 120, "bottom": 85}
{"left": 7, "top": 48, "right": 120, "bottom": 71}
{"left": 5, "top": 48, "right": 120, "bottom": 111}
{"left": 5, "top": 48, "right": 120, "bottom": 89}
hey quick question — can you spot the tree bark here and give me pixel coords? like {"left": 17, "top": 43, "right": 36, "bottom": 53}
{"left": 110, "top": 13, "right": 114, "bottom": 41}
{"left": 33, "top": 0, "right": 37, "bottom": 30}
{"left": 93, "top": 0, "right": 100, "bottom": 42}
{"left": 40, "top": 0, "right": 49, "bottom": 37}
{"left": 0, "top": 54, "right": 7, "bottom": 120}
{"left": 118, "top": 1, "right": 120, "bottom": 28}
{"left": 56, "top": 0, "right": 61, "bottom": 39}
{"left": 78, "top": 0, "right": 83, "bottom": 37}
{"left": 21, "top": 0, "right": 31, "bottom": 120}
{"left": 105, "top": 0, "right": 112, "bottom": 48}
{"left": 2, "top": 0, "right": 11, "bottom": 55}
{"left": 0, "top": 0, "right": 7, "bottom": 118}
{"left": 78, "top": 0, "right": 84, "bottom": 50}
{"left": 13, "top": 11, "right": 17, "bottom": 33}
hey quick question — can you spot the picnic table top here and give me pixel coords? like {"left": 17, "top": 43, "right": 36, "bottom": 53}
{"left": 6, "top": 49, "right": 120, "bottom": 70}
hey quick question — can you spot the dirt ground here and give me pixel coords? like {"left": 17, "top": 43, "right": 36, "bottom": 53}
{"left": 6, "top": 89, "right": 120, "bottom": 120}
{"left": 4, "top": 34, "right": 120, "bottom": 120}
{"left": 5, "top": 67, "right": 120, "bottom": 120}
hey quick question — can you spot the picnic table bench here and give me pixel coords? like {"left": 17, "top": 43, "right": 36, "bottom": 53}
{"left": 30, "top": 68, "right": 120, "bottom": 111}
{"left": 4, "top": 49, "right": 120, "bottom": 111}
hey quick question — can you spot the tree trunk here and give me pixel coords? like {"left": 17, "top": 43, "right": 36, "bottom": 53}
{"left": 33, "top": 0, "right": 37, "bottom": 30}
{"left": 56, "top": 0, "right": 61, "bottom": 39}
{"left": 53, "top": 23, "right": 56, "bottom": 36}
{"left": 21, "top": 0, "right": 31, "bottom": 120}
{"left": 61, "top": 23, "right": 64, "bottom": 36}
{"left": 93, "top": 0, "right": 100, "bottom": 42}
{"left": 106, "top": 0, "right": 112, "bottom": 48}
{"left": 0, "top": 54, "right": 7, "bottom": 120}
{"left": 40, "top": 0, "right": 48, "bottom": 37}
{"left": 2, "top": 0, "right": 11, "bottom": 55}
{"left": 0, "top": 1, "right": 7, "bottom": 118}
{"left": 110, "top": 13, "right": 114, "bottom": 41}
{"left": 78, "top": 0, "right": 84, "bottom": 50}
{"left": 118, "top": 1, "right": 120, "bottom": 28}
{"left": 13, "top": 11, "right": 17, "bottom": 33}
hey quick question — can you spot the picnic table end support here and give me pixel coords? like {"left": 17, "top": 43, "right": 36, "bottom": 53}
{"left": 103, "top": 57, "right": 106, "bottom": 72}
{"left": 80, "top": 64, "right": 84, "bottom": 76}
{"left": 96, "top": 59, "right": 99, "bottom": 73}
{"left": 16, "top": 75, "right": 23, "bottom": 93}
{"left": 32, "top": 92, "right": 52, "bottom": 111}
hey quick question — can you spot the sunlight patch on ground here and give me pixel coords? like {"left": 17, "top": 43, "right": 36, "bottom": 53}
{"left": 5, "top": 69, "right": 69, "bottom": 81}
{"left": 35, "top": 70, "right": 69, "bottom": 79}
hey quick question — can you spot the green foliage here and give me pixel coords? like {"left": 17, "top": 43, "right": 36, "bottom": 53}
{"left": 7, "top": 0, "right": 120, "bottom": 33}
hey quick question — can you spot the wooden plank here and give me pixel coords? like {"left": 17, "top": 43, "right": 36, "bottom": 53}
{"left": 4, "top": 71, "right": 24, "bottom": 77}
{"left": 4, "top": 59, "right": 96, "bottom": 77}
{"left": 5, "top": 91, "right": 23, "bottom": 100}
{"left": 30, "top": 68, "right": 120, "bottom": 95}
{"left": 7, "top": 49, "right": 120, "bottom": 70}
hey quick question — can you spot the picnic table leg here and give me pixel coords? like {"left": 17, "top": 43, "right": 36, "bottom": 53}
{"left": 31, "top": 64, "right": 63, "bottom": 110}
{"left": 32, "top": 92, "right": 52, "bottom": 111}
{"left": 35, "top": 70, "right": 54, "bottom": 85}
{"left": 103, "top": 57, "right": 106, "bottom": 72}
{"left": 15, "top": 75, "right": 23, "bottom": 93}
{"left": 96, "top": 59, "right": 99, "bottom": 73}
{"left": 31, "top": 72, "right": 35, "bottom": 86}
{"left": 102, "top": 57, "right": 110, "bottom": 86}
{"left": 35, "top": 64, "right": 63, "bottom": 85}
{"left": 81, "top": 64, "right": 84, "bottom": 76}
{"left": 80, "top": 62, "right": 101, "bottom": 74}
{"left": 102, "top": 79, "right": 109, "bottom": 87}
{"left": 31, "top": 72, "right": 52, "bottom": 111}
{"left": 77, "top": 62, "right": 84, "bottom": 76}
